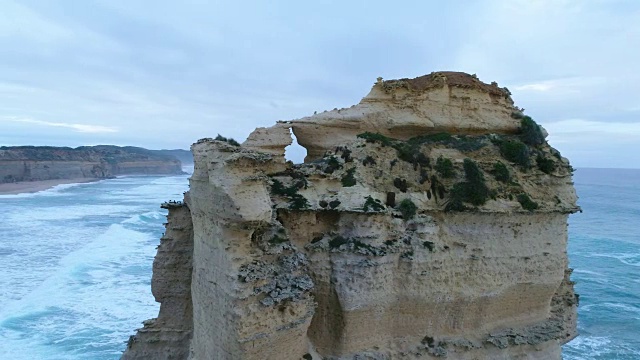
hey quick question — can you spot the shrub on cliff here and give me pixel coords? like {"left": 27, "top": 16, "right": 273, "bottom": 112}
{"left": 536, "top": 154, "right": 556, "bottom": 174}
{"left": 398, "top": 198, "right": 417, "bottom": 220}
{"left": 289, "top": 194, "right": 310, "bottom": 210}
{"left": 463, "top": 159, "right": 484, "bottom": 184}
{"left": 270, "top": 179, "right": 309, "bottom": 210}
{"left": 270, "top": 179, "right": 297, "bottom": 196}
{"left": 518, "top": 115, "right": 546, "bottom": 146}
{"left": 395, "top": 143, "right": 430, "bottom": 168}
{"left": 435, "top": 156, "right": 455, "bottom": 178}
{"left": 341, "top": 168, "right": 357, "bottom": 187}
{"left": 215, "top": 134, "right": 240, "bottom": 146}
{"left": 363, "top": 196, "right": 385, "bottom": 212}
{"left": 357, "top": 132, "right": 393, "bottom": 146}
{"left": 517, "top": 193, "right": 539, "bottom": 211}
{"left": 324, "top": 155, "right": 342, "bottom": 174}
{"left": 445, "top": 159, "right": 491, "bottom": 211}
{"left": 492, "top": 161, "right": 510, "bottom": 182}
{"left": 499, "top": 139, "right": 530, "bottom": 168}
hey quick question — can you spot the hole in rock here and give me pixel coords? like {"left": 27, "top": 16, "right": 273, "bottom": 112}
{"left": 284, "top": 127, "right": 307, "bottom": 164}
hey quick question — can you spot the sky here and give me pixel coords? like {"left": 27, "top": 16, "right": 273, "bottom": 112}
{"left": 0, "top": 0, "right": 638, "bottom": 168}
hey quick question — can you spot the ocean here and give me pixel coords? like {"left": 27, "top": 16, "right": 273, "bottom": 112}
{"left": 563, "top": 168, "right": 640, "bottom": 359}
{"left": 0, "top": 171, "right": 190, "bottom": 360}
{"left": 0, "top": 167, "right": 638, "bottom": 359}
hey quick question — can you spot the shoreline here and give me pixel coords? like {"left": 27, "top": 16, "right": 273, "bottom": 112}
{"left": 0, "top": 178, "right": 100, "bottom": 195}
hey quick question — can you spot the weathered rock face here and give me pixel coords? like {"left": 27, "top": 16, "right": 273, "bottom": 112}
{"left": 285, "top": 72, "right": 519, "bottom": 161}
{"left": 0, "top": 145, "right": 184, "bottom": 183}
{"left": 123, "top": 201, "right": 194, "bottom": 360}
{"left": 122, "top": 72, "right": 579, "bottom": 359}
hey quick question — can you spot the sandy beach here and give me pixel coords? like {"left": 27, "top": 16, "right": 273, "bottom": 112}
{"left": 0, "top": 178, "right": 100, "bottom": 195}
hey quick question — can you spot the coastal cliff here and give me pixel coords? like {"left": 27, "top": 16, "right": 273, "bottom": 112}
{"left": 0, "top": 145, "right": 185, "bottom": 183}
{"left": 123, "top": 72, "right": 579, "bottom": 359}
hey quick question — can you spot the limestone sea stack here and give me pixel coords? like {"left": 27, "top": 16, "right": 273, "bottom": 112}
{"left": 122, "top": 71, "right": 579, "bottom": 359}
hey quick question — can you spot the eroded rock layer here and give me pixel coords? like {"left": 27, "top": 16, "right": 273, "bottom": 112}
{"left": 122, "top": 72, "right": 578, "bottom": 360}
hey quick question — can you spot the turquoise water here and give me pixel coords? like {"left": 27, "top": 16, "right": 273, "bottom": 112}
{"left": 0, "top": 172, "right": 190, "bottom": 360}
{"left": 563, "top": 168, "right": 640, "bottom": 359}
{"left": 0, "top": 167, "right": 637, "bottom": 359}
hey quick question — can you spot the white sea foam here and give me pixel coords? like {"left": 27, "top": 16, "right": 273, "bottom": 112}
{"left": 7, "top": 204, "right": 142, "bottom": 223}
{"left": 0, "top": 173, "right": 188, "bottom": 359}
{"left": 0, "top": 224, "right": 160, "bottom": 359}
{"left": 579, "top": 302, "right": 640, "bottom": 319}
{"left": 123, "top": 210, "right": 166, "bottom": 226}
{"left": 572, "top": 269, "right": 604, "bottom": 277}
{"left": 0, "top": 180, "right": 105, "bottom": 199}
{"left": 587, "top": 252, "right": 640, "bottom": 267}
{"left": 564, "top": 336, "right": 612, "bottom": 358}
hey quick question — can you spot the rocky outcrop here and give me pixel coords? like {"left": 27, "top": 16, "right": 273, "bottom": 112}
{"left": 122, "top": 72, "right": 579, "bottom": 359}
{"left": 283, "top": 72, "right": 518, "bottom": 161}
{"left": 123, "top": 200, "right": 194, "bottom": 360}
{"left": 0, "top": 145, "right": 184, "bottom": 183}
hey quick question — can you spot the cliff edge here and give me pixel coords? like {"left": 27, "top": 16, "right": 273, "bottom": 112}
{"left": 123, "top": 71, "right": 579, "bottom": 359}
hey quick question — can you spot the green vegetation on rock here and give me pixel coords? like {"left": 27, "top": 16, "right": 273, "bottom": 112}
{"left": 215, "top": 134, "right": 240, "bottom": 146}
{"left": 357, "top": 132, "right": 393, "bottom": 146}
{"left": 517, "top": 193, "right": 539, "bottom": 211}
{"left": 324, "top": 156, "right": 342, "bottom": 174}
{"left": 329, "top": 236, "right": 348, "bottom": 249}
{"left": 270, "top": 179, "right": 309, "bottom": 210}
{"left": 398, "top": 198, "right": 417, "bottom": 220}
{"left": 288, "top": 194, "right": 310, "bottom": 210}
{"left": 363, "top": 196, "right": 385, "bottom": 212}
{"left": 341, "top": 168, "right": 357, "bottom": 187}
{"left": 512, "top": 113, "right": 546, "bottom": 146}
{"left": 445, "top": 159, "right": 492, "bottom": 211}
{"left": 536, "top": 154, "right": 556, "bottom": 174}
{"left": 499, "top": 139, "right": 530, "bottom": 168}
{"left": 435, "top": 156, "right": 455, "bottom": 178}
{"left": 492, "top": 161, "right": 510, "bottom": 182}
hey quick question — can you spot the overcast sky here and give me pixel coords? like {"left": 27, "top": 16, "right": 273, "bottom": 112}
{"left": 0, "top": 0, "right": 638, "bottom": 168}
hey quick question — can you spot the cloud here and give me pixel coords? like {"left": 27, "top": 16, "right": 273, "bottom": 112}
{"left": 543, "top": 119, "right": 640, "bottom": 169}
{"left": 512, "top": 77, "right": 604, "bottom": 93}
{"left": 0, "top": 0, "right": 638, "bottom": 168}
{"left": 2, "top": 117, "right": 118, "bottom": 133}
{"left": 545, "top": 119, "right": 640, "bottom": 137}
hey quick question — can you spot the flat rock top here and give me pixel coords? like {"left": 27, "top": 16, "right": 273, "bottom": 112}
{"left": 381, "top": 71, "right": 510, "bottom": 97}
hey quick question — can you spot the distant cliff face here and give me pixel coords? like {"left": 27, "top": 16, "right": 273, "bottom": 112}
{"left": 0, "top": 145, "right": 184, "bottom": 183}
{"left": 156, "top": 149, "right": 194, "bottom": 165}
{"left": 123, "top": 72, "right": 579, "bottom": 360}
